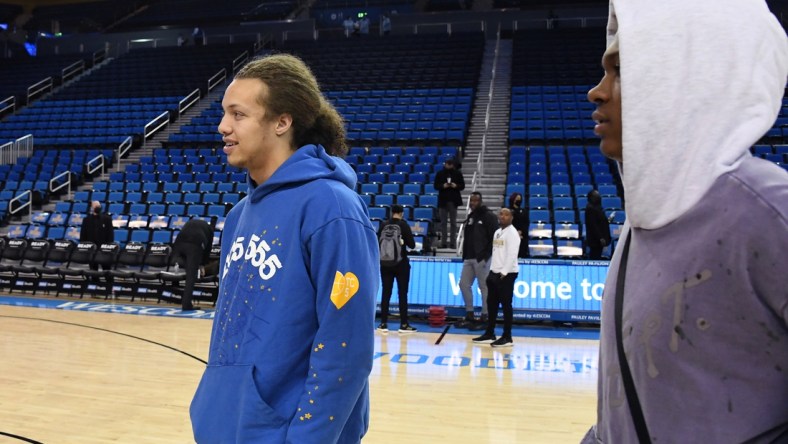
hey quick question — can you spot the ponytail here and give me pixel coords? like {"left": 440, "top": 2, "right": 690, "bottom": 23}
{"left": 298, "top": 100, "right": 348, "bottom": 157}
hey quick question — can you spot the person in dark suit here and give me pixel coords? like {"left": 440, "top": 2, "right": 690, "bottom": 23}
{"left": 432, "top": 157, "right": 465, "bottom": 249}
{"left": 508, "top": 192, "right": 528, "bottom": 258}
{"left": 79, "top": 200, "right": 115, "bottom": 274}
{"left": 584, "top": 189, "right": 611, "bottom": 259}
{"left": 171, "top": 218, "right": 214, "bottom": 311}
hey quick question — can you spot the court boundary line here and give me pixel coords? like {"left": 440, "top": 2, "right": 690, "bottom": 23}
{"left": 0, "top": 315, "right": 207, "bottom": 364}
{"left": 0, "top": 430, "right": 45, "bottom": 443}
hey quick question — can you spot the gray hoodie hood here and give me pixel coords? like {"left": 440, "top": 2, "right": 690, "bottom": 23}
{"left": 606, "top": 0, "right": 788, "bottom": 229}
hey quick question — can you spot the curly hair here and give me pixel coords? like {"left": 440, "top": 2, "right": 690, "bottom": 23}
{"left": 235, "top": 53, "right": 348, "bottom": 156}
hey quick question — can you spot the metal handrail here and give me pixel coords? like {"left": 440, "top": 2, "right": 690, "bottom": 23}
{"left": 179, "top": 88, "right": 201, "bottom": 115}
{"left": 62, "top": 60, "right": 84, "bottom": 82}
{"left": 455, "top": 169, "right": 479, "bottom": 256}
{"left": 0, "top": 96, "right": 14, "bottom": 115}
{"left": 50, "top": 170, "right": 72, "bottom": 200}
{"left": 9, "top": 190, "right": 32, "bottom": 218}
{"left": 472, "top": 152, "right": 482, "bottom": 193}
{"left": 208, "top": 69, "right": 227, "bottom": 92}
{"left": 232, "top": 51, "right": 249, "bottom": 73}
{"left": 115, "top": 136, "right": 133, "bottom": 173}
{"left": 479, "top": 24, "right": 502, "bottom": 182}
{"left": 14, "top": 134, "right": 33, "bottom": 160}
{"left": 86, "top": 153, "right": 105, "bottom": 177}
{"left": 27, "top": 77, "right": 53, "bottom": 105}
{"left": 0, "top": 141, "right": 13, "bottom": 165}
{"left": 0, "top": 134, "right": 32, "bottom": 165}
{"left": 143, "top": 111, "right": 169, "bottom": 140}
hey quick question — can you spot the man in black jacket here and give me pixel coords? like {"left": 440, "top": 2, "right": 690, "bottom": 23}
{"left": 457, "top": 192, "right": 498, "bottom": 330}
{"left": 584, "top": 189, "right": 611, "bottom": 259}
{"left": 79, "top": 200, "right": 115, "bottom": 275}
{"left": 170, "top": 218, "right": 214, "bottom": 311}
{"left": 433, "top": 158, "right": 465, "bottom": 249}
{"left": 376, "top": 205, "right": 417, "bottom": 334}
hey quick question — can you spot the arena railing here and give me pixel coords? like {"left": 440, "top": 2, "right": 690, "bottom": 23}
{"left": 26, "top": 77, "right": 53, "bottom": 105}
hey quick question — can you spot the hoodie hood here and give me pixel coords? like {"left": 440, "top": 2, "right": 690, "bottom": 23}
{"left": 246, "top": 144, "right": 357, "bottom": 203}
{"left": 606, "top": 0, "right": 788, "bottom": 229}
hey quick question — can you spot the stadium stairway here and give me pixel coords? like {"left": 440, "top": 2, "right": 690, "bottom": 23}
{"left": 461, "top": 37, "right": 510, "bottom": 213}
{"left": 436, "top": 37, "right": 511, "bottom": 256}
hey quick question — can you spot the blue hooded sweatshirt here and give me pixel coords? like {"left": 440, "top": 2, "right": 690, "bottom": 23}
{"left": 190, "top": 144, "right": 379, "bottom": 444}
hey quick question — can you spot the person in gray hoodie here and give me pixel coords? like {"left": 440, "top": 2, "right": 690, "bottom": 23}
{"left": 583, "top": 1, "right": 788, "bottom": 442}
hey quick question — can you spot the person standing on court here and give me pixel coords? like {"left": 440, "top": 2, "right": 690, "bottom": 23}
{"left": 584, "top": 189, "right": 610, "bottom": 260}
{"left": 472, "top": 208, "right": 520, "bottom": 347}
{"left": 170, "top": 218, "right": 214, "bottom": 311}
{"left": 376, "top": 204, "right": 417, "bottom": 335}
{"left": 190, "top": 54, "right": 379, "bottom": 444}
{"left": 79, "top": 200, "right": 115, "bottom": 274}
{"left": 508, "top": 192, "right": 528, "bottom": 258}
{"left": 433, "top": 157, "right": 464, "bottom": 249}
{"left": 457, "top": 191, "right": 498, "bottom": 330}
{"left": 582, "top": 1, "right": 788, "bottom": 442}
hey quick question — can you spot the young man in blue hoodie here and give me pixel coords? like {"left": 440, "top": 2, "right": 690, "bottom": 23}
{"left": 190, "top": 53, "right": 380, "bottom": 444}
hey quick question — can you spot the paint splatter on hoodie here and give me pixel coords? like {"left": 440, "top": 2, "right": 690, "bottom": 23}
{"left": 584, "top": 1, "right": 788, "bottom": 442}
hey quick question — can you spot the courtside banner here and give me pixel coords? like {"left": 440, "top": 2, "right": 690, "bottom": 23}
{"left": 379, "top": 257, "right": 608, "bottom": 323}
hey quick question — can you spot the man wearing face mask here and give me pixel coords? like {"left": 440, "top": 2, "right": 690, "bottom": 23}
{"left": 507, "top": 192, "right": 527, "bottom": 258}
{"left": 80, "top": 200, "right": 115, "bottom": 273}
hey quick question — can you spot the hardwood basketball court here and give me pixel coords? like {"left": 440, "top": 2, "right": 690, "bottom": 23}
{"left": 0, "top": 298, "right": 597, "bottom": 443}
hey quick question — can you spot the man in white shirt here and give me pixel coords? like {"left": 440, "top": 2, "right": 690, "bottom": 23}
{"left": 472, "top": 208, "right": 521, "bottom": 347}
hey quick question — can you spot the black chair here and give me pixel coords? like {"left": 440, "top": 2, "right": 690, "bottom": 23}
{"left": 108, "top": 242, "right": 146, "bottom": 300}
{"left": 11, "top": 239, "right": 51, "bottom": 294}
{"left": 58, "top": 242, "right": 97, "bottom": 298}
{"left": 195, "top": 245, "right": 221, "bottom": 305}
{"left": 36, "top": 239, "right": 75, "bottom": 296}
{"left": 0, "top": 238, "right": 27, "bottom": 292}
{"left": 83, "top": 242, "right": 120, "bottom": 299}
{"left": 133, "top": 243, "right": 172, "bottom": 302}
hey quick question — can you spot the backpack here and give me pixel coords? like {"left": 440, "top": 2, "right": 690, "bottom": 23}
{"left": 379, "top": 223, "right": 403, "bottom": 267}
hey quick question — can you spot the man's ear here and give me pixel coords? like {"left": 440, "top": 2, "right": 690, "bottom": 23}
{"left": 275, "top": 113, "right": 293, "bottom": 136}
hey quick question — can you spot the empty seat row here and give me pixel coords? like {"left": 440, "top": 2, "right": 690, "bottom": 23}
{"left": 109, "top": 171, "right": 247, "bottom": 185}
{"left": 93, "top": 180, "right": 245, "bottom": 194}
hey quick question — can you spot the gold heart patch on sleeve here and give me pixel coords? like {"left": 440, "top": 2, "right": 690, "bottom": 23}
{"left": 330, "top": 271, "right": 359, "bottom": 309}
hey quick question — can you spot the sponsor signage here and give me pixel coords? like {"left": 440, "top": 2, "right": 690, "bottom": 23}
{"left": 380, "top": 258, "right": 608, "bottom": 322}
